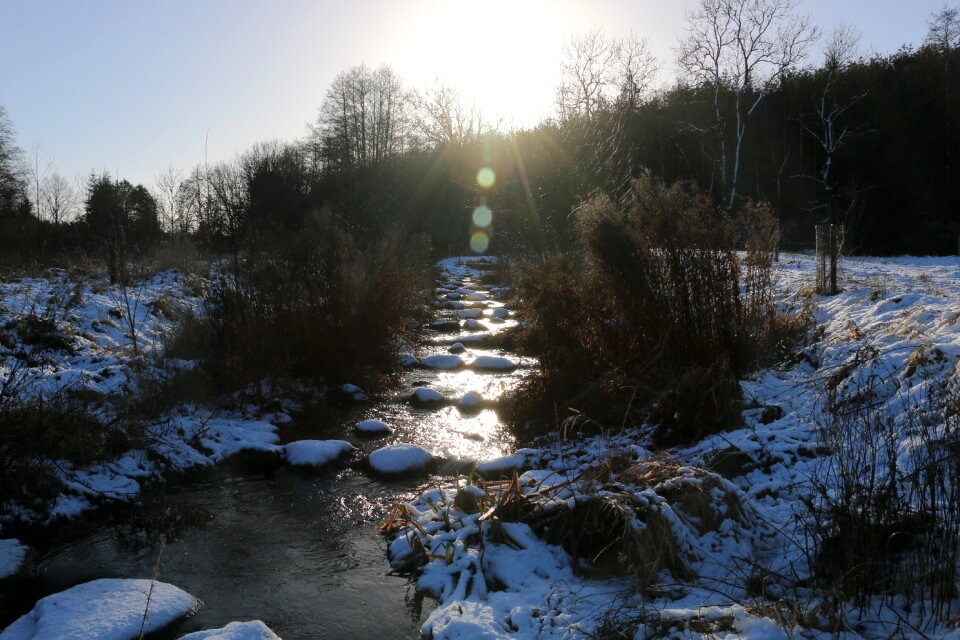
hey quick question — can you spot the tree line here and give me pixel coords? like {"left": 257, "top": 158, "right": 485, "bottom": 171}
{"left": 1, "top": 1, "right": 958, "bottom": 264}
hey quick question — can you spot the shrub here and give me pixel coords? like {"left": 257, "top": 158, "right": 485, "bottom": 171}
{"left": 0, "top": 396, "right": 128, "bottom": 515}
{"left": 170, "top": 210, "right": 430, "bottom": 390}
{"left": 507, "top": 172, "right": 796, "bottom": 445}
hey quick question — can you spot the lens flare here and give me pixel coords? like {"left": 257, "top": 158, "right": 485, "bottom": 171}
{"left": 476, "top": 167, "right": 496, "bottom": 189}
{"left": 470, "top": 230, "right": 490, "bottom": 254}
{"left": 472, "top": 205, "right": 493, "bottom": 228}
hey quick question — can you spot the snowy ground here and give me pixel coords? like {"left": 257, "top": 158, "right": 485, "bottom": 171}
{"left": 0, "top": 268, "right": 308, "bottom": 524}
{"left": 385, "top": 253, "right": 960, "bottom": 640}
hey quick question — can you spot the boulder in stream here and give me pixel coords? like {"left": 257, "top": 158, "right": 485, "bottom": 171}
{"left": 0, "top": 578, "right": 198, "bottom": 640}
{"left": 368, "top": 443, "right": 434, "bottom": 475}
{"left": 283, "top": 440, "right": 353, "bottom": 467}
{"left": 179, "top": 620, "right": 280, "bottom": 639}
{"left": 355, "top": 419, "right": 393, "bottom": 436}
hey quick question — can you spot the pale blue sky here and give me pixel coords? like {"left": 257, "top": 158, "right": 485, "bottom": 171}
{"left": 0, "top": 0, "right": 948, "bottom": 189}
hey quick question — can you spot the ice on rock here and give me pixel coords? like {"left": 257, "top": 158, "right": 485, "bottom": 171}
{"left": 369, "top": 443, "right": 434, "bottom": 474}
{"left": 283, "top": 440, "right": 353, "bottom": 467}
{"left": 419, "top": 354, "right": 464, "bottom": 369}
{"left": 469, "top": 355, "right": 516, "bottom": 371}
{"left": 179, "top": 621, "right": 280, "bottom": 640}
{"left": 356, "top": 419, "right": 392, "bottom": 435}
{"left": 0, "top": 578, "right": 197, "bottom": 640}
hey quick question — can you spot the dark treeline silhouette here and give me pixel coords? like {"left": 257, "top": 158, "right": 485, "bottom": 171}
{"left": 1, "top": 6, "right": 959, "bottom": 262}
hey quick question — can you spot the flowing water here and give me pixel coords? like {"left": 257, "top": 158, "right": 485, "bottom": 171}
{"left": 1, "top": 260, "right": 530, "bottom": 639}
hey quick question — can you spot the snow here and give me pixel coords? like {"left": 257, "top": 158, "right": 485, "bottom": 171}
{"left": 338, "top": 383, "right": 369, "bottom": 401}
{"left": 469, "top": 355, "right": 516, "bottom": 371}
{"left": 283, "top": 440, "right": 353, "bottom": 467}
{"left": 462, "top": 319, "right": 487, "bottom": 331}
{"left": 0, "top": 539, "right": 29, "bottom": 579}
{"left": 412, "top": 387, "right": 444, "bottom": 404}
{"left": 386, "top": 253, "right": 960, "bottom": 640}
{"left": 420, "top": 354, "right": 464, "bottom": 369}
{"left": 355, "top": 419, "right": 392, "bottom": 435}
{"left": 475, "top": 452, "right": 527, "bottom": 476}
{"left": 459, "top": 391, "right": 483, "bottom": 408}
{"left": 0, "top": 578, "right": 197, "bottom": 640}
{"left": 178, "top": 621, "right": 280, "bottom": 640}
{"left": 368, "top": 443, "right": 434, "bottom": 474}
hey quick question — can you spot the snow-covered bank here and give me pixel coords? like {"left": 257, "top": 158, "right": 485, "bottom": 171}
{"left": 385, "top": 253, "right": 960, "bottom": 639}
{"left": 0, "top": 268, "right": 308, "bottom": 523}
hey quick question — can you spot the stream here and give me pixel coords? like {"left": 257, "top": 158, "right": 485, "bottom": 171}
{"left": 1, "top": 259, "right": 530, "bottom": 639}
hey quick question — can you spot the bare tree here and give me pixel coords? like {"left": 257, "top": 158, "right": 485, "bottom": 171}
{"left": 615, "top": 33, "right": 659, "bottom": 111}
{"left": 29, "top": 144, "right": 54, "bottom": 222}
{"left": 556, "top": 31, "right": 657, "bottom": 120}
{"left": 678, "top": 0, "right": 818, "bottom": 209}
{"left": 154, "top": 166, "right": 185, "bottom": 234}
{"left": 41, "top": 172, "right": 79, "bottom": 227}
{"left": 310, "top": 64, "right": 411, "bottom": 171}
{"left": 557, "top": 31, "right": 618, "bottom": 120}
{"left": 925, "top": 5, "right": 960, "bottom": 51}
{"left": 411, "top": 82, "right": 492, "bottom": 147}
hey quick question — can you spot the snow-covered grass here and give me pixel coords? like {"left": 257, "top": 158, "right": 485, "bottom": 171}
{"left": 384, "top": 253, "right": 960, "bottom": 639}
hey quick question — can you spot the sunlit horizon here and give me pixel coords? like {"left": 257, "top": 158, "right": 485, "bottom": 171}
{"left": 0, "top": 0, "right": 949, "bottom": 189}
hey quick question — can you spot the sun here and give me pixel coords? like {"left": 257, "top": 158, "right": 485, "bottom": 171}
{"left": 396, "top": 0, "right": 588, "bottom": 128}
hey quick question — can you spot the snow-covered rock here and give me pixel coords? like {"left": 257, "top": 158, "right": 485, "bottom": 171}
{"left": 469, "top": 355, "right": 516, "bottom": 370}
{"left": 339, "top": 384, "right": 369, "bottom": 402}
{"left": 368, "top": 443, "right": 434, "bottom": 475}
{"left": 411, "top": 387, "right": 444, "bottom": 404}
{"left": 459, "top": 391, "right": 484, "bottom": 408}
{"left": 283, "top": 440, "right": 353, "bottom": 467}
{"left": 178, "top": 620, "right": 280, "bottom": 640}
{"left": 0, "top": 578, "right": 197, "bottom": 640}
{"left": 462, "top": 319, "right": 487, "bottom": 331}
{"left": 419, "top": 355, "right": 464, "bottom": 369}
{"left": 0, "top": 539, "right": 29, "bottom": 579}
{"left": 476, "top": 452, "right": 528, "bottom": 476}
{"left": 355, "top": 419, "right": 392, "bottom": 435}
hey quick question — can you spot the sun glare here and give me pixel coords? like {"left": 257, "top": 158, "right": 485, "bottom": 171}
{"left": 397, "top": 0, "right": 583, "bottom": 127}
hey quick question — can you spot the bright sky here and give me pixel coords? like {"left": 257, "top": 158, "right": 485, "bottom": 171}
{"left": 0, "top": 0, "right": 947, "bottom": 189}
